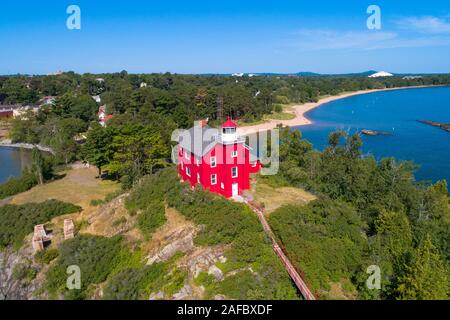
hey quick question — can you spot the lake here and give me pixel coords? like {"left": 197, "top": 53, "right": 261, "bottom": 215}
{"left": 1, "top": 86, "right": 449, "bottom": 185}
{"left": 297, "top": 86, "right": 450, "bottom": 183}
{"left": 0, "top": 147, "right": 32, "bottom": 184}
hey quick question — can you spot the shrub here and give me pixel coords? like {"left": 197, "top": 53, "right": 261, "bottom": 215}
{"left": 269, "top": 199, "right": 366, "bottom": 292}
{"left": 0, "top": 170, "right": 37, "bottom": 200}
{"left": 45, "top": 234, "right": 126, "bottom": 299}
{"left": 137, "top": 201, "right": 165, "bottom": 237}
{"left": 0, "top": 200, "right": 81, "bottom": 249}
{"left": 35, "top": 248, "right": 59, "bottom": 264}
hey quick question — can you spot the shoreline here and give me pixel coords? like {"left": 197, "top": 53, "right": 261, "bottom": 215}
{"left": 0, "top": 140, "right": 55, "bottom": 155}
{"left": 238, "top": 85, "right": 449, "bottom": 135}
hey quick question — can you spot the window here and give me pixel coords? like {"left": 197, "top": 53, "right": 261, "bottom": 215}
{"left": 223, "top": 127, "right": 236, "bottom": 134}
{"left": 196, "top": 157, "right": 200, "bottom": 166}
{"left": 197, "top": 173, "right": 200, "bottom": 183}
{"left": 185, "top": 150, "right": 190, "bottom": 161}
{"left": 186, "top": 167, "right": 191, "bottom": 177}
{"left": 231, "top": 151, "right": 238, "bottom": 158}
{"left": 211, "top": 174, "right": 217, "bottom": 185}
{"left": 179, "top": 147, "right": 183, "bottom": 155}
{"left": 232, "top": 167, "right": 238, "bottom": 178}
{"left": 181, "top": 161, "right": 184, "bottom": 170}
{"left": 210, "top": 156, "right": 216, "bottom": 168}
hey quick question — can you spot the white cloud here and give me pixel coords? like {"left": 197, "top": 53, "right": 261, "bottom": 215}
{"left": 288, "top": 27, "right": 450, "bottom": 51}
{"left": 397, "top": 16, "right": 450, "bottom": 34}
{"left": 290, "top": 29, "right": 397, "bottom": 50}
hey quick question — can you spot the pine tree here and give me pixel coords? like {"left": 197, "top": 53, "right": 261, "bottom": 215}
{"left": 396, "top": 235, "right": 448, "bottom": 300}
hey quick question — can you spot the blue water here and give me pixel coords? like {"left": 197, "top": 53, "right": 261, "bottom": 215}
{"left": 297, "top": 87, "right": 450, "bottom": 183}
{"left": 0, "top": 147, "right": 31, "bottom": 184}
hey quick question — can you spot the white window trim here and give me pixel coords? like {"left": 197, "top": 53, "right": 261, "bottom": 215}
{"left": 210, "top": 156, "right": 217, "bottom": 168}
{"left": 197, "top": 173, "right": 200, "bottom": 183}
{"left": 196, "top": 157, "right": 200, "bottom": 166}
{"left": 185, "top": 150, "right": 190, "bottom": 161}
{"left": 186, "top": 167, "right": 191, "bottom": 177}
{"left": 232, "top": 167, "right": 238, "bottom": 178}
{"left": 211, "top": 174, "right": 217, "bottom": 185}
{"left": 252, "top": 161, "right": 257, "bottom": 168}
{"left": 231, "top": 151, "right": 238, "bottom": 158}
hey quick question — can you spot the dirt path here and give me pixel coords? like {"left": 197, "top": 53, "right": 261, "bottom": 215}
{"left": 245, "top": 200, "right": 316, "bottom": 300}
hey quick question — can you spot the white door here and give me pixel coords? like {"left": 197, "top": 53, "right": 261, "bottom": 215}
{"left": 232, "top": 183, "right": 239, "bottom": 197}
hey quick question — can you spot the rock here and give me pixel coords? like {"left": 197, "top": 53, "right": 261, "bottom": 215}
{"left": 417, "top": 120, "right": 450, "bottom": 132}
{"left": 146, "top": 227, "right": 196, "bottom": 265}
{"left": 0, "top": 249, "right": 44, "bottom": 300}
{"left": 172, "top": 285, "right": 193, "bottom": 300}
{"left": 361, "top": 129, "right": 393, "bottom": 136}
{"left": 180, "top": 246, "right": 227, "bottom": 278}
{"left": 149, "top": 291, "right": 165, "bottom": 300}
{"left": 208, "top": 265, "right": 224, "bottom": 281}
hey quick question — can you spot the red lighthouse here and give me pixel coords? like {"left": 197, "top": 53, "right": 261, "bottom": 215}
{"left": 177, "top": 118, "right": 261, "bottom": 198}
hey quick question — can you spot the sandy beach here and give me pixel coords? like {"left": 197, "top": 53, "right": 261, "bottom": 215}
{"left": 238, "top": 85, "right": 443, "bottom": 135}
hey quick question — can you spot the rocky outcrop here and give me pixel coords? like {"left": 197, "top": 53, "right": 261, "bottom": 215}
{"left": 361, "top": 129, "right": 393, "bottom": 136}
{"left": 149, "top": 291, "right": 165, "bottom": 300}
{"left": 0, "top": 248, "right": 45, "bottom": 300}
{"left": 178, "top": 247, "right": 227, "bottom": 279}
{"left": 417, "top": 120, "right": 450, "bottom": 132}
{"left": 146, "top": 226, "right": 197, "bottom": 265}
{"left": 172, "top": 285, "right": 193, "bottom": 300}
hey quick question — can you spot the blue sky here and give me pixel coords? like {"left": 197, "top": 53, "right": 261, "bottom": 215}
{"left": 1, "top": 0, "right": 450, "bottom": 74}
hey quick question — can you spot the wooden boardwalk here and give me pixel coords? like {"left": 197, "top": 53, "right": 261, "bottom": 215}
{"left": 246, "top": 201, "right": 316, "bottom": 300}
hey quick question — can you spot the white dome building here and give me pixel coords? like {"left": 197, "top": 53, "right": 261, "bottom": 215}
{"left": 368, "top": 71, "right": 394, "bottom": 78}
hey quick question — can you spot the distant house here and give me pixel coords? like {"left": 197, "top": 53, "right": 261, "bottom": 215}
{"left": 39, "top": 96, "right": 56, "bottom": 106}
{"left": 0, "top": 106, "right": 13, "bottom": 118}
{"left": 96, "top": 78, "right": 105, "bottom": 83}
{"left": 140, "top": 82, "right": 148, "bottom": 88}
{"left": 368, "top": 71, "right": 394, "bottom": 78}
{"left": 232, "top": 73, "right": 244, "bottom": 77}
{"left": 13, "top": 105, "right": 39, "bottom": 119}
{"left": 92, "top": 95, "right": 101, "bottom": 103}
{"left": 97, "top": 105, "right": 113, "bottom": 127}
{"left": 402, "top": 76, "right": 423, "bottom": 80}
{"left": 177, "top": 118, "right": 261, "bottom": 199}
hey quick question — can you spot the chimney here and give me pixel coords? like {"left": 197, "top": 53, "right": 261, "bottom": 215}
{"left": 198, "top": 118, "right": 209, "bottom": 128}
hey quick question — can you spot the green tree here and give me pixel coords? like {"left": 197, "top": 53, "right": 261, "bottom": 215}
{"left": 396, "top": 235, "right": 448, "bottom": 300}
{"left": 82, "top": 123, "right": 114, "bottom": 176}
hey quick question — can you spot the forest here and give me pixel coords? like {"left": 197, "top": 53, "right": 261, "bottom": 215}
{"left": 0, "top": 72, "right": 449, "bottom": 299}
{"left": 267, "top": 127, "right": 449, "bottom": 299}
{"left": 3, "top": 72, "right": 450, "bottom": 188}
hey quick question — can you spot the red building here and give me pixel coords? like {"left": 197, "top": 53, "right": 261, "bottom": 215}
{"left": 177, "top": 118, "right": 261, "bottom": 198}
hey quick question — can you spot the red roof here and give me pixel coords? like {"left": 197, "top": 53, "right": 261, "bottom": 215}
{"left": 221, "top": 117, "right": 237, "bottom": 128}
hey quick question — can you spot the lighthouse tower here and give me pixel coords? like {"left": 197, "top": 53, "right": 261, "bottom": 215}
{"left": 220, "top": 117, "right": 238, "bottom": 143}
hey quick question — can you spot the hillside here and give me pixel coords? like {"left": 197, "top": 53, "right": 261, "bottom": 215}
{"left": 1, "top": 166, "right": 317, "bottom": 300}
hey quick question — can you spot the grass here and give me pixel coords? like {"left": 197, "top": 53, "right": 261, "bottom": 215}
{"left": 266, "top": 112, "right": 295, "bottom": 121}
{"left": 237, "top": 104, "right": 295, "bottom": 126}
{"left": 11, "top": 167, "right": 119, "bottom": 210}
{"left": 252, "top": 178, "right": 317, "bottom": 214}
